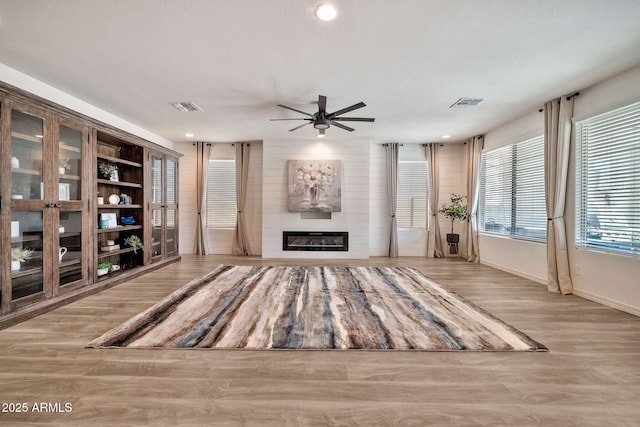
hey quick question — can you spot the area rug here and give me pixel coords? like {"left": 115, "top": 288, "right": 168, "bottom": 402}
{"left": 87, "top": 265, "right": 547, "bottom": 351}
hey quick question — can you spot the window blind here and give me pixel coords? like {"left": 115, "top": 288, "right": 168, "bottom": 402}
{"left": 205, "top": 159, "right": 237, "bottom": 229}
{"left": 576, "top": 101, "right": 640, "bottom": 255}
{"left": 397, "top": 160, "right": 428, "bottom": 229}
{"left": 479, "top": 135, "right": 546, "bottom": 240}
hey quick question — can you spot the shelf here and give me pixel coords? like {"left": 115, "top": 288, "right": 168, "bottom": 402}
{"left": 97, "top": 178, "right": 143, "bottom": 189}
{"left": 11, "top": 167, "right": 41, "bottom": 176}
{"left": 97, "top": 246, "right": 139, "bottom": 259}
{"left": 60, "top": 174, "right": 81, "bottom": 181}
{"left": 59, "top": 142, "right": 81, "bottom": 153}
{"left": 60, "top": 259, "right": 81, "bottom": 268}
{"left": 97, "top": 225, "right": 143, "bottom": 234}
{"left": 11, "top": 266, "right": 43, "bottom": 279}
{"left": 60, "top": 232, "right": 82, "bottom": 239}
{"left": 97, "top": 204, "right": 143, "bottom": 209}
{"left": 97, "top": 153, "right": 143, "bottom": 168}
{"left": 11, "top": 131, "right": 43, "bottom": 144}
{"left": 12, "top": 234, "right": 43, "bottom": 243}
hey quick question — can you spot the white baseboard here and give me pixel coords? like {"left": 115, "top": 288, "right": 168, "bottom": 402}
{"left": 573, "top": 289, "right": 640, "bottom": 317}
{"left": 480, "top": 260, "right": 547, "bottom": 285}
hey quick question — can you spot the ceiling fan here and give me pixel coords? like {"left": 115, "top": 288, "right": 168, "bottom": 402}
{"left": 271, "top": 95, "right": 375, "bottom": 136}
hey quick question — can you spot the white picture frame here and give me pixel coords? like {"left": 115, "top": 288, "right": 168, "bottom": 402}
{"left": 100, "top": 213, "right": 118, "bottom": 229}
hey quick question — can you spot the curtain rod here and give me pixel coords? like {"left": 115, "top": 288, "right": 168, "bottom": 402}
{"left": 538, "top": 91, "right": 581, "bottom": 112}
{"left": 381, "top": 143, "right": 404, "bottom": 146}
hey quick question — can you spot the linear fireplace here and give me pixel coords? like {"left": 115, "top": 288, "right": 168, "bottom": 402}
{"left": 283, "top": 231, "right": 349, "bottom": 251}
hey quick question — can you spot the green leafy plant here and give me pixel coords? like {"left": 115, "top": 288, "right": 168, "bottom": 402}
{"left": 98, "top": 162, "right": 118, "bottom": 178}
{"left": 439, "top": 193, "right": 469, "bottom": 235}
{"left": 97, "top": 261, "right": 112, "bottom": 271}
{"left": 124, "top": 235, "right": 144, "bottom": 253}
{"left": 11, "top": 247, "right": 35, "bottom": 263}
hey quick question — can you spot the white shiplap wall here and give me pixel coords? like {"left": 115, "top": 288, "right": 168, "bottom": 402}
{"left": 262, "top": 139, "right": 370, "bottom": 259}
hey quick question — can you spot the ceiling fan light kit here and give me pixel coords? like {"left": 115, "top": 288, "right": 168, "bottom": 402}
{"left": 315, "top": 4, "right": 337, "bottom": 21}
{"left": 271, "top": 95, "right": 375, "bottom": 136}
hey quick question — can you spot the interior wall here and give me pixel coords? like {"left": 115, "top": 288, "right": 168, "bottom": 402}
{"left": 480, "top": 112, "right": 548, "bottom": 283}
{"left": 479, "top": 64, "right": 640, "bottom": 314}
{"left": 369, "top": 142, "right": 465, "bottom": 257}
{"left": 262, "top": 139, "right": 370, "bottom": 259}
{"left": 0, "top": 63, "right": 174, "bottom": 149}
{"left": 566, "top": 65, "right": 640, "bottom": 315}
{"left": 177, "top": 141, "right": 263, "bottom": 256}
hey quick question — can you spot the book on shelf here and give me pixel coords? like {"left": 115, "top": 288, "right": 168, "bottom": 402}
{"left": 100, "top": 244, "right": 121, "bottom": 252}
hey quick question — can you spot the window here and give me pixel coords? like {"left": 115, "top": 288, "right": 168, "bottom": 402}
{"left": 397, "top": 161, "right": 428, "bottom": 229}
{"left": 479, "top": 135, "right": 546, "bottom": 240}
{"left": 576, "top": 101, "right": 640, "bottom": 255}
{"left": 205, "top": 159, "right": 236, "bottom": 229}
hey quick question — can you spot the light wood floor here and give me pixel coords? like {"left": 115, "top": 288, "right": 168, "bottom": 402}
{"left": 1, "top": 255, "right": 638, "bottom": 426}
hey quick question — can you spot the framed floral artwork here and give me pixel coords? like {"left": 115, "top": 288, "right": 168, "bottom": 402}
{"left": 288, "top": 160, "right": 341, "bottom": 212}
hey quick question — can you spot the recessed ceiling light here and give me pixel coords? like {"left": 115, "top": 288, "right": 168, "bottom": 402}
{"left": 185, "top": 133, "right": 195, "bottom": 138}
{"left": 315, "top": 4, "right": 337, "bottom": 21}
{"left": 442, "top": 135, "right": 451, "bottom": 139}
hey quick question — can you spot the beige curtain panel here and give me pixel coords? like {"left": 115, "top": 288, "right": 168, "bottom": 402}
{"left": 465, "top": 136, "right": 483, "bottom": 263}
{"left": 232, "top": 143, "right": 251, "bottom": 256}
{"left": 544, "top": 96, "right": 575, "bottom": 294}
{"left": 193, "top": 142, "right": 210, "bottom": 255}
{"left": 385, "top": 143, "right": 399, "bottom": 257}
{"left": 426, "top": 143, "right": 444, "bottom": 258}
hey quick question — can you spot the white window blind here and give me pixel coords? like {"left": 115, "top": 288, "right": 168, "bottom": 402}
{"left": 479, "top": 135, "right": 546, "bottom": 240}
{"left": 205, "top": 159, "right": 237, "bottom": 229}
{"left": 397, "top": 160, "right": 428, "bottom": 229}
{"left": 576, "top": 101, "right": 640, "bottom": 255}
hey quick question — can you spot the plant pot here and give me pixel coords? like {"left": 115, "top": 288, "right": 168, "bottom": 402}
{"left": 446, "top": 233, "right": 460, "bottom": 244}
{"left": 97, "top": 268, "right": 109, "bottom": 276}
{"left": 59, "top": 167, "right": 66, "bottom": 175}
{"left": 11, "top": 260, "right": 21, "bottom": 271}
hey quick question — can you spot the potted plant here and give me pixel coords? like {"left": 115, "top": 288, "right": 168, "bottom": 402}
{"left": 59, "top": 158, "right": 71, "bottom": 174}
{"left": 11, "top": 247, "right": 34, "bottom": 271}
{"left": 98, "top": 162, "right": 118, "bottom": 180}
{"left": 124, "top": 235, "right": 144, "bottom": 253}
{"left": 97, "top": 261, "right": 112, "bottom": 276}
{"left": 439, "top": 193, "right": 469, "bottom": 250}
{"left": 11, "top": 183, "right": 30, "bottom": 199}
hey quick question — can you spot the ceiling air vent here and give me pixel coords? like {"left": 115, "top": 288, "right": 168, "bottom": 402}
{"left": 169, "top": 101, "right": 203, "bottom": 112}
{"left": 450, "top": 98, "right": 485, "bottom": 108}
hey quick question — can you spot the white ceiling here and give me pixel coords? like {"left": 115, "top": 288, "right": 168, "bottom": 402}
{"left": 1, "top": 0, "right": 640, "bottom": 144}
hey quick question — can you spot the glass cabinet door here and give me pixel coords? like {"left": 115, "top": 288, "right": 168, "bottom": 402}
{"left": 10, "top": 211, "right": 45, "bottom": 305}
{"left": 11, "top": 110, "right": 45, "bottom": 201}
{"left": 56, "top": 122, "right": 87, "bottom": 292}
{"left": 165, "top": 158, "right": 178, "bottom": 256}
{"left": 150, "top": 154, "right": 164, "bottom": 259}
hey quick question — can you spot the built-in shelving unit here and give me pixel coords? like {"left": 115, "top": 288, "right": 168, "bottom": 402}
{"left": 1, "top": 82, "right": 182, "bottom": 329}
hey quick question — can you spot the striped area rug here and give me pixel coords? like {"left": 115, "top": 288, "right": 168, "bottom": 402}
{"left": 87, "top": 265, "right": 547, "bottom": 351}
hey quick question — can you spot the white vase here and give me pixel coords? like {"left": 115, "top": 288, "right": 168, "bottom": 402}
{"left": 59, "top": 167, "right": 66, "bottom": 175}
{"left": 97, "top": 268, "right": 109, "bottom": 276}
{"left": 11, "top": 260, "right": 21, "bottom": 271}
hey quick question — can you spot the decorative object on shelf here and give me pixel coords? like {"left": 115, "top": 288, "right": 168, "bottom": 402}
{"left": 120, "top": 193, "right": 132, "bottom": 205}
{"left": 11, "top": 247, "right": 34, "bottom": 271}
{"left": 439, "top": 193, "right": 469, "bottom": 255}
{"left": 59, "top": 158, "right": 71, "bottom": 175}
{"left": 108, "top": 193, "right": 120, "bottom": 205}
{"left": 11, "top": 156, "right": 20, "bottom": 168}
{"left": 97, "top": 261, "right": 112, "bottom": 276}
{"left": 120, "top": 216, "right": 135, "bottom": 225}
{"left": 99, "top": 162, "right": 118, "bottom": 181}
{"left": 58, "top": 247, "right": 67, "bottom": 261}
{"left": 287, "top": 159, "right": 341, "bottom": 212}
{"left": 11, "top": 221, "right": 20, "bottom": 238}
{"left": 97, "top": 192, "right": 104, "bottom": 205}
{"left": 100, "top": 212, "right": 118, "bottom": 229}
{"left": 111, "top": 264, "right": 121, "bottom": 271}
{"left": 11, "top": 183, "right": 30, "bottom": 199}
{"left": 124, "top": 235, "right": 144, "bottom": 254}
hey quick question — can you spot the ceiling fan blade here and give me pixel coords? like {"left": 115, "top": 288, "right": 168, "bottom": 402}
{"left": 270, "top": 118, "right": 311, "bottom": 121}
{"left": 318, "top": 95, "right": 327, "bottom": 114}
{"left": 331, "top": 121, "right": 355, "bottom": 132}
{"left": 327, "top": 102, "right": 366, "bottom": 118}
{"left": 289, "top": 122, "right": 313, "bottom": 132}
{"left": 277, "top": 104, "right": 315, "bottom": 117}
{"left": 331, "top": 117, "right": 375, "bottom": 122}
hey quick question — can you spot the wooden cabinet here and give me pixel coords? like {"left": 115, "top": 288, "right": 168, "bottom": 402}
{"left": 1, "top": 100, "right": 90, "bottom": 314}
{"left": 148, "top": 150, "right": 179, "bottom": 263}
{"left": 0, "top": 83, "right": 181, "bottom": 328}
